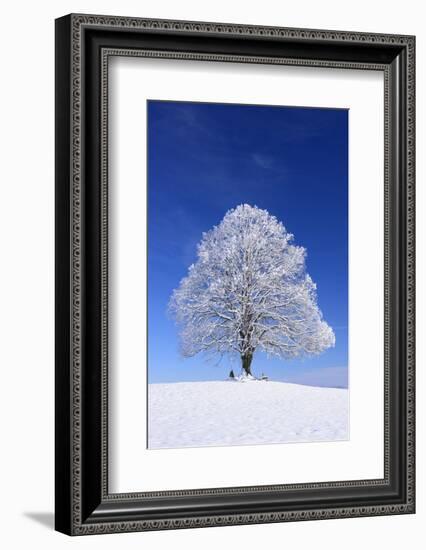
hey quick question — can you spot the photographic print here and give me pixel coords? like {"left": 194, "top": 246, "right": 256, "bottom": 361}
{"left": 147, "top": 100, "right": 348, "bottom": 450}
{"left": 56, "top": 16, "right": 415, "bottom": 533}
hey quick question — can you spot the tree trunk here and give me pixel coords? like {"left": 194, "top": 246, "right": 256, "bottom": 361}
{"left": 241, "top": 352, "right": 253, "bottom": 376}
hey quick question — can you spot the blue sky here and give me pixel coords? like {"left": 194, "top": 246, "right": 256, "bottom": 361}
{"left": 147, "top": 100, "right": 348, "bottom": 388}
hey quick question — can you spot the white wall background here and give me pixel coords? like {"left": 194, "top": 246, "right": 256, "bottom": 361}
{"left": 0, "top": 0, "right": 423, "bottom": 548}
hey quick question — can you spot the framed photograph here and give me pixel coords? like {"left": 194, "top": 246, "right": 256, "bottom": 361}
{"left": 55, "top": 14, "right": 415, "bottom": 535}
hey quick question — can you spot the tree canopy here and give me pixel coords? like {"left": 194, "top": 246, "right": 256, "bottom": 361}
{"left": 169, "top": 204, "right": 335, "bottom": 375}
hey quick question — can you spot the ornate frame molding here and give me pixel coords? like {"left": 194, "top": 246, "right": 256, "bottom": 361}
{"left": 55, "top": 14, "right": 415, "bottom": 535}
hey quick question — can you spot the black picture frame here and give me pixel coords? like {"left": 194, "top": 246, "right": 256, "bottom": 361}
{"left": 55, "top": 13, "right": 415, "bottom": 535}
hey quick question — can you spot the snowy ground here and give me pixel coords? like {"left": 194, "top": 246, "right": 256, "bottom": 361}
{"left": 148, "top": 380, "right": 349, "bottom": 449}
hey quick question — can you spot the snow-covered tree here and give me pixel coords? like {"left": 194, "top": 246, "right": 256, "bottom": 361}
{"left": 169, "top": 204, "right": 335, "bottom": 376}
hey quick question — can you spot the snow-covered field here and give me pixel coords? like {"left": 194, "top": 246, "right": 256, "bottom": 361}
{"left": 148, "top": 380, "right": 348, "bottom": 449}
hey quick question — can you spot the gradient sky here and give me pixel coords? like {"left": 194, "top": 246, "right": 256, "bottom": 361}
{"left": 147, "top": 100, "right": 348, "bottom": 388}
